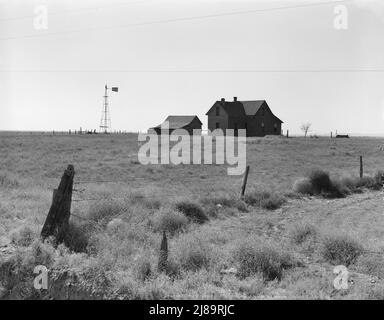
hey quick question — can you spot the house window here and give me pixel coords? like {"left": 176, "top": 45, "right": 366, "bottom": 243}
{"left": 261, "top": 122, "right": 265, "bottom": 128}
{"left": 261, "top": 108, "right": 265, "bottom": 116}
{"left": 216, "top": 107, "right": 220, "bottom": 116}
{"left": 215, "top": 122, "right": 220, "bottom": 129}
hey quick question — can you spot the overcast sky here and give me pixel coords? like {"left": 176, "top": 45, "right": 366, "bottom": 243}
{"left": 0, "top": 0, "right": 383, "bottom": 135}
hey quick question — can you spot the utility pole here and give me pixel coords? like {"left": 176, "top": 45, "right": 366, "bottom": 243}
{"left": 99, "top": 84, "right": 118, "bottom": 134}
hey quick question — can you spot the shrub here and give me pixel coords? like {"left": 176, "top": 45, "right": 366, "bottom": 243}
{"left": 322, "top": 235, "right": 363, "bottom": 266}
{"left": 309, "top": 170, "right": 332, "bottom": 193}
{"left": 293, "top": 178, "right": 314, "bottom": 195}
{"left": 175, "top": 201, "right": 208, "bottom": 224}
{"left": 87, "top": 199, "right": 125, "bottom": 223}
{"left": 174, "top": 236, "right": 211, "bottom": 272}
{"left": 290, "top": 224, "right": 317, "bottom": 245}
{"left": 260, "top": 194, "right": 286, "bottom": 210}
{"left": 244, "top": 190, "right": 286, "bottom": 210}
{"left": 234, "top": 243, "right": 296, "bottom": 281}
{"left": 294, "top": 170, "right": 347, "bottom": 198}
{"left": 152, "top": 209, "right": 188, "bottom": 235}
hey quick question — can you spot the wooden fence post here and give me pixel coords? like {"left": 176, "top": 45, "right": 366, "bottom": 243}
{"left": 286, "top": 130, "right": 289, "bottom": 138}
{"left": 360, "top": 156, "right": 363, "bottom": 178}
{"left": 241, "top": 165, "right": 250, "bottom": 198}
{"left": 41, "top": 165, "right": 75, "bottom": 243}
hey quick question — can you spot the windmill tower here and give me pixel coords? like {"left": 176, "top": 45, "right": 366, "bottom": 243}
{"left": 99, "top": 84, "right": 118, "bottom": 133}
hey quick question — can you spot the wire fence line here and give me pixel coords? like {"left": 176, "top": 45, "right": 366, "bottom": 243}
{"left": 73, "top": 173, "right": 239, "bottom": 185}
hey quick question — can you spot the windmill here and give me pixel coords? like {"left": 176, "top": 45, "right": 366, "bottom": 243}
{"left": 99, "top": 84, "right": 118, "bottom": 133}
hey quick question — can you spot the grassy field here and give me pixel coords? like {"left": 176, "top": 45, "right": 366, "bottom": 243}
{"left": 1, "top": 132, "right": 384, "bottom": 299}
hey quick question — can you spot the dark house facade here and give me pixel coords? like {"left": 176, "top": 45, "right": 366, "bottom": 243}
{"left": 206, "top": 97, "right": 283, "bottom": 137}
{"left": 149, "top": 115, "right": 202, "bottom": 135}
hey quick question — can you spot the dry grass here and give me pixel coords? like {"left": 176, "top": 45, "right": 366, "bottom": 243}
{"left": 1, "top": 133, "right": 384, "bottom": 299}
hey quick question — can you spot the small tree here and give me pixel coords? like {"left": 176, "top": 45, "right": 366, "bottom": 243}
{"left": 301, "top": 123, "right": 311, "bottom": 138}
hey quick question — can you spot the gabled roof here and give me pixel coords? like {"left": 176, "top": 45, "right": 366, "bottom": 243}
{"left": 206, "top": 101, "right": 245, "bottom": 117}
{"left": 152, "top": 115, "right": 202, "bottom": 129}
{"left": 206, "top": 99, "right": 283, "bottom": 123}
{"left": 241, "top": 100, "right": 266, "bottom": 116}
{"left": 242, "top": 100, "right": 283, "bottom": 123}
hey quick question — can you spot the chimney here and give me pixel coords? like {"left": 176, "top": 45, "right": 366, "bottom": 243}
{"left": 234, "top": 97, "right": 237, "bottom": 102}
{"left": 221, "top": 98, "right": 225, "bottom": 103}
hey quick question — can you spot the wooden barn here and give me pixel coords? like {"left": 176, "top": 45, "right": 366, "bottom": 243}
{"left": 149, "top": 115, "right": 202, "bottom": 135}
{"left": 206, "top": 97, "right": 283, "bottom": 137}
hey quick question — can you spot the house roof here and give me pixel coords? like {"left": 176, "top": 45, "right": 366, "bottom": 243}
{"left": 152, "top": 115, "right": 202, "bottom": 129}
{"left": 205, "top": 101, "right": 245, "bottom": 117}
{"left": 242, "top": 100, "right": 283, "bottom": 123}
{"left": 241, "top": 100, "right": 266, "bottom": 116}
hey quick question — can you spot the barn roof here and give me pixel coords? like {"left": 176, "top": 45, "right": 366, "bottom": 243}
{"left": 152, "top": 115, "right": 202, "bottom": 129}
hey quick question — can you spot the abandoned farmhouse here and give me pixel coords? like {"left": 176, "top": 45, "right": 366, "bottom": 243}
{"left": 149, "top": 98, "right": 283, "bottom": 137}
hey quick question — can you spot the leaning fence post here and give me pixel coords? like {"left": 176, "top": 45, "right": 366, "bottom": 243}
{"left": 360, "top": 156, "right": 363, "bottom": 178}
{"left": 41, "top": 165, "right": 75, "bottom": 243}
{"left": 241, "top": 165, "right": 250, "bottom": 198}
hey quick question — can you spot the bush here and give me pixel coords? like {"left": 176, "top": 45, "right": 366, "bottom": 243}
{"left": 293, "top": 178, "right": 314, "bottom": 195}
{"left": 175, "top": 201, "right": 208, "bottom": 224}
{"left": 88, "top": 199, "right": 125, "bottom": 223}
{"left": 290, "top": 224, "right": 317, "bottom": 245}
{"left": 234, "top": 243, "right": 296, "bottom": 281}
{"left": 152, "top": 209, "right": 188, "bottom": 234}
{"left": 308, "top": 169, "right": 344, "bottom": 197}
{"left": 244, "top": 190, "right": 286, "bottom": 210}
{"left": 294, "top": 170, "right": 346, "bottom": 198}
{"left": 260, "top": 194, "right": 286, "bottom": 210}
{"left": 322, "top": 235, "right": 363, "bottom": 266}
{"left": 295, "top": 169, "right": 384, "bottom": 198}
{"left": 174, "top": 236, "right": 211, "bottom": 272}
